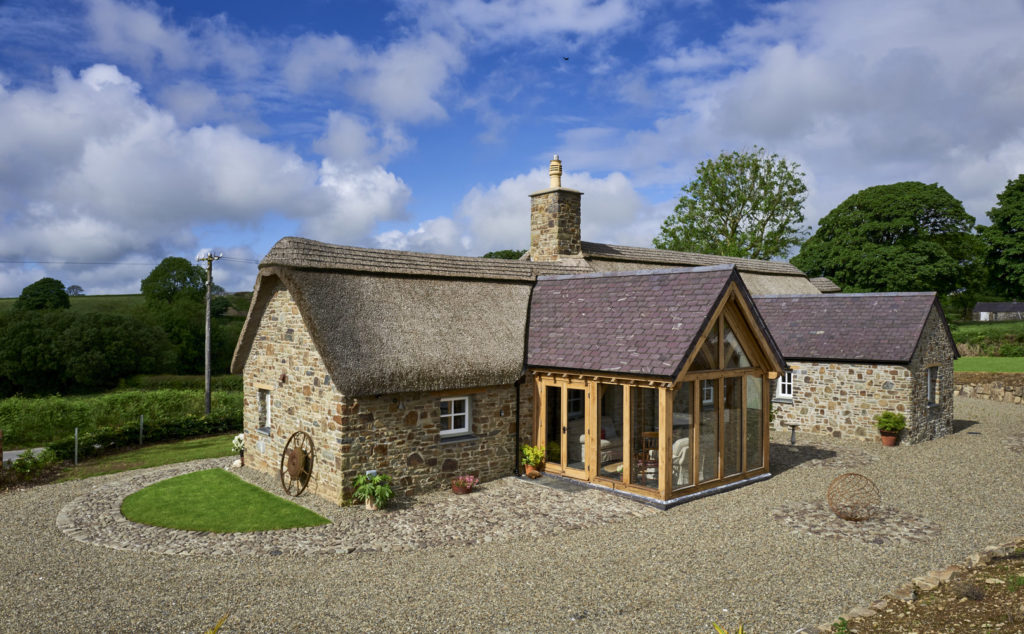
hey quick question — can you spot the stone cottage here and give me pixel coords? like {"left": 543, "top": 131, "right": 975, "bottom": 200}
{"left": 973, "top": 301, "right": 1024, "bottom": 322}
{"left": 232, "top": 155, "right": 956, "bottom": 505}
{"left": 754, "top": 293, "right": 957, "bottom": 443}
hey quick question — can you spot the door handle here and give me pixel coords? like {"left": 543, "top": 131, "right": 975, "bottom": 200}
{"left": 562, "top": 426, "right": 566, "bottom": 433}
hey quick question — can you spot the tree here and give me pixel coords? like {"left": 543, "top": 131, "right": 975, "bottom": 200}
{"left": 482, "top": 249, "right": 527, "bottom": 259}
{"left": 15, "top": 277, "right": 70, "bottom": 310}
{"left": 981, "top": 174, "right": 1024, "bottom": 299}
{"left": 140, "top": 257, "right": 206, "bottom": 304}
{"left": 67, "top": 285, "right": 85, "bottom": 296}
{"left": 792, "top": 182, "right": 983, "bottom": 294}
{"left": 653, "top": 147, "right": 809, "bottom": 259}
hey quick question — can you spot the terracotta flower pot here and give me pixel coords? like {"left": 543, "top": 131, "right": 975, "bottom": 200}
{"left": 364, "top": 494, "right": 378, "bottom": 510}
{"left": 524, "top": 464, "right": 542, "bottom": 479}
{"left": 452, "top": 483, "right": 472, "bottom": 494}
{"left": 879, "top": 431, "right": 899, "bottom": 447}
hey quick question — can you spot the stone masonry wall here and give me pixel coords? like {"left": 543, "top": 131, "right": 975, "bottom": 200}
{"left": 772, "top": 362, "right": 913, "bottom": 441}
{"left": 771, "top": 307, "right": 955, "bottom": 444}
{"left": 954, "top": 380, "right": 1023, "bottom": 404}
{"left": 241, "top": 281, "right": 528, "bottom": 503}
{"left": 529, "top": 189, "right": 581, "bottom": 262}
{"left": 904, "top": 306, "right": 955, "bottom": 443}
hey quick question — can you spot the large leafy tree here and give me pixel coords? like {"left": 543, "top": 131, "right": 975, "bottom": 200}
{"left": 15, "top": 277, "right": 71, "bottom": 310}
{"left": 654, "top": 147, "right": 808, "bottom": 259}
{"left": 140, "top": 257, "right": 206, "bottom": 304}
{"left": 981, "top": 174, "right": 1024, "bottom": 298}
{"left": 792, "top": 182, "right": 982, "bottom": 294}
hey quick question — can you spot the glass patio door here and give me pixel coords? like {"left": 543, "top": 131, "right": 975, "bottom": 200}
{"left": 542, "top": 384, "right": 588, "bottom": 478}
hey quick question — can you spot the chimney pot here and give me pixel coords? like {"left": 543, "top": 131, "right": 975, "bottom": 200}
{"left": 549, "top": 155, "right": 562, "bottom": 188}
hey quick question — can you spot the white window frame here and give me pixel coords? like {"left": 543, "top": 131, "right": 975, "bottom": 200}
{"left": 926, "top": 366, "right": 938, "bottom": 405}
{"left": 776, "top": 371, "right": 794, "bottom": 400}
{"left": 257, "top": 388, "right": 272, "bottom": 433}
{"left": 701, "top": 380, "right": 714, "bottom": 405}
{"left": 440, "top": 396, "right": 472, "bottom": 437}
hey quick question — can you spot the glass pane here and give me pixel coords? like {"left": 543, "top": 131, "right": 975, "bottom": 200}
{"left": 723, "top": 321, "right": 751, "bottom": 369}
{"left": 440, "top": 400, "right": 450, "bottom": 415}
{"left": 630, "top": 387, "right": 659, "bottom": 489}
{"left": 690, "top": 321, "right": 719, "bottom": 371}
{"left": 722, "top": 377, "right": 742, "bottom": 477}
{"left": 453, "top": 399, "right": 466, "bottom": 414}
{"left": 566, "top": 388, "right": 587, "bottom": 471}
{"left": 746, "top": 376, "right": 764, "bottom": 470}
{"left": 671, "top": 383, "right": 693, "bottom": 489}
{"left": 698, "top": 379, "right": 718, "bottom": 482}
{"left": 545, "top": 386, "right": 561, "bottom": 465}
{"left": 598, "top": 384, "right": 625, "bottom": 481}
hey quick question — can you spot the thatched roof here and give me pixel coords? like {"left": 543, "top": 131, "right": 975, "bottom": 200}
{"left": 231, "top": 237, "right": 581, "bottom": 396}
{"left": 579, "top": 241, "right": 806, "bottom": 276}
{"left": 753, "top": 293, "right": 955, "bottom": 364}
{"left": 809, "top": 277, "right": 841, "bottom": 293}
{"left": 262, "top": 236, "right": 580, "bottom": 280}
{"left": 528, "top": 266, "right": 785, "bottom": 378}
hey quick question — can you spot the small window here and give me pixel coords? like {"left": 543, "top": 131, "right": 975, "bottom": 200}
{"left": 776, "top": 371, "right": 793, "bottom": 399}
{"left": 701, "top": 380, "right": 714, "bottom": 405}
{"left": 440, "top": 396, "right": 472, "bottom": 437}
{"left": 257, "top": 388, "right": 272, "bottom": 433}
{"left": 927, "top": 366, "right": 938, "bottom": 405}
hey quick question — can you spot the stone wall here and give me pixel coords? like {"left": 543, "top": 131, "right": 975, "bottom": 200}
{"left": 771, "top": 307, "right": 955, "bottom": 444}
{"left": 772, "top": 362, "right": 913, "bottom": 441}
{"left": 529, "top": 188, "right": 581, "bottom": 262}
{"left": 241, "top": 281, "right": 528, "bottom": 503}
{"left": 904, "top": 306, "right": 955, "bottom": 443}
{"left": 954, "top": 380, "right": 1023, "bottom": 404}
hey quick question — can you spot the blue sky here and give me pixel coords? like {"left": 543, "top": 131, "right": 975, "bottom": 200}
{"left": 1, "top": 0, "right": 1023, "bottom": 295}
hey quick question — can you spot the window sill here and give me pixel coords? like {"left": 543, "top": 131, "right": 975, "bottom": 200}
{"left": 440, "top": 433, "right": 477, "bottom": 445}
{"left": 772, "top": 397, "right": 793, "bottom": 404}
{"left": 256, "top": 426, "right": 271, "bottom": 436}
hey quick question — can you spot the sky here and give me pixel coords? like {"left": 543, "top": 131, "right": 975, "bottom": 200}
{"left": 1, "top": 0, "right": 1023, "bottom": 295}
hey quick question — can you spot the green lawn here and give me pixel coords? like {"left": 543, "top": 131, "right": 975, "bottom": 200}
{"left": 121, "top": 468, "right": 330, "bottom": 532}
{"left": 954, "top": 356, "right": 1024, "bottom": 373}
{"left": 58, "top": 433, "right": 238, "bottom": 481}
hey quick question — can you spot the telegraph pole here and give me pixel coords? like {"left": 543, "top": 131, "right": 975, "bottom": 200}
{"left": 197, "top": 252, "right": 223, "bottom": 415}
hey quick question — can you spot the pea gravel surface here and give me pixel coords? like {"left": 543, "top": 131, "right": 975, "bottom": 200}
{"left": 1, "top": 398, "right": 1022, "bottom": 633}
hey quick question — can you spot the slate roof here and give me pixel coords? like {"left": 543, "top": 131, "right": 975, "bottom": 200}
{"left": 262, "top": 236, "right": 583, "bottom": 281}
{"left": 974, "top": 301, "right": 1024, "bottom": 313}
{"left": 579, "top": 241, "right": 807, "bottom": 276}
{"left": 753, "top": 293, "right": 949, "bottom": 364}
{"left": 527, "top": 265, "right": 784, "bottom": 377}
{"left": 809, "top": 277, "right": 841, "bottom": 293}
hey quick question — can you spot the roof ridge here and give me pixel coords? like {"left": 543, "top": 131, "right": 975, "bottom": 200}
{"left": 537, "top": 263, "right": 735, "bottom": 281}
{"left": 753, "top": 292, "right": 936, "bottom": 299}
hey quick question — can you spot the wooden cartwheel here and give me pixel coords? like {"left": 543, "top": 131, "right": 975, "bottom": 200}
{"left": 279, "top": 431, "right": 316, "bottom": 496}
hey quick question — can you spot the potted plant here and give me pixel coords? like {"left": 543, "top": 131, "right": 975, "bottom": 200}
{"left": 231, "top": 433, "right": 245, "bottom": 466}
{"left": 521, "top": 444, "right": 544, "bottom": 478}
{"left": 451, "top": 474, "right": 479, "bottom": 494}
{"left": 874, "top": 411, "right": 906, "bottom": 446}
{"left": 351, "top": 473, "right": 394, "bottom": 510}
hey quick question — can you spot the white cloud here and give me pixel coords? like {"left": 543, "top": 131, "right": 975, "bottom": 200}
{"left": 84, "top": 0, "right": 262, "bottom": 77}
{"left": 284, "top": 32, "right": 464, "bottom": 123}
{"left": 0, "top": 64, "right": 411, "bottom": 295}
{"left": 374, "top": 166, "right": 666, "bottom": 256}
{"left": 564, "top": 0, "right": 1024, "bottom": 225}
{"left": 313, "top": 111, "right": 411, "bottom": 165}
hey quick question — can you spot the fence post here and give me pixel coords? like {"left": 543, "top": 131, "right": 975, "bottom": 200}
{"left": 74, "top": 427, "right": 79, "bottom": 466}
{"left": 139, "top": 415, "right": 144, "bottom": 446}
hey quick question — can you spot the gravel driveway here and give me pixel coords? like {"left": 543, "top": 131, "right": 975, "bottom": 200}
{"left": 1, "top": 398, "right": 1022, "bottom": 633}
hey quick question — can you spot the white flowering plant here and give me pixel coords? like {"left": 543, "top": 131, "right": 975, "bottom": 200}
{"left": 231, "top": 433, "right": 245, "bottom": 453}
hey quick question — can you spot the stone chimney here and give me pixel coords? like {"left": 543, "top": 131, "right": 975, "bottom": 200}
{"left": 529, "top": 155, "right": 582, "bottom": 262}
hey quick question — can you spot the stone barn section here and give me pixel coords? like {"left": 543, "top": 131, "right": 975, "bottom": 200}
{"left": 754, "top": 293, "right": 957, "bottom": 444}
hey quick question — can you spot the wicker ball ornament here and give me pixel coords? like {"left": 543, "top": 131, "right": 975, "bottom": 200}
{"left": 827, "top": 473, "right": 881, "bottom": 521}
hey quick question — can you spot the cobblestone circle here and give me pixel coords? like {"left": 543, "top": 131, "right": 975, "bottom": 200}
{"left": 771, "top": 501, "right": 942, "bottom": 546}
{"left": 56, "top": 457, "right": 655, "bottom": 556}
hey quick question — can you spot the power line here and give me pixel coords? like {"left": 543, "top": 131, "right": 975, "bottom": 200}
{"left": 0, "top": 257, "right": 260, "bottom": 266}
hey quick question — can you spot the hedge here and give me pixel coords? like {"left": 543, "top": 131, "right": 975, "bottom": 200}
{"left": 47, "top": 412, "right": 241, "bottom": 461}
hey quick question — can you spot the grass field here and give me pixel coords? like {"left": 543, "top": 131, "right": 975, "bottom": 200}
{"left": 953, "top": 356, "right": 1024, "bottom": 373}
{"left": 58, "top": 433, "right": 238, "bottom": 481}
{"left": 950, "top": 319, "right": 1024, "bottom": 340}
{"left": 121, "top": 468, "right": 330, "bottom": 532}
